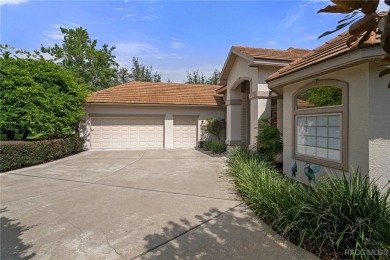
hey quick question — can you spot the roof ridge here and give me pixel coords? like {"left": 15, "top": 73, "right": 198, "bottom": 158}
{"left": 232, "top": 45, "right": 309, "bottom": 52}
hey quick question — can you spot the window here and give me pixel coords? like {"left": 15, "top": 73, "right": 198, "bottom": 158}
{"left": 293, "top": 80, "right": 348, "bottom": 170}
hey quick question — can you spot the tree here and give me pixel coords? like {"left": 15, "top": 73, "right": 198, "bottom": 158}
{"left": 185, "top": 69, "right": 221, "bottom": 85}
{"left": 41, "top": 27, "right": 119, "bottom": 91}
{"left": 0, "top": 51, "right": 88, "bottom": 140}
{"left": 117, "top": 66, "right": 131, "bottom": 84}
{"left": 204, "top": 117, "right": 226, "bottom": 141}
{"left": 318, "top": 0, "right": 390, "bottom": 87}
{"left": 129, "top": 57, "right": 161, "bottom": 82}
{"left": 206, "top": 69, "right": 221, "bottom": 85}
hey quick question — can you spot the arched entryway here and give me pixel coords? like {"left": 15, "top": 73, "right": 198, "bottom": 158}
{"left": 225, "top": 79, "right": 251, "bottom": 147}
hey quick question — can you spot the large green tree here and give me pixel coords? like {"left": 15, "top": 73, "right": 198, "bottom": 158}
{"left": 41, "top": 27, "right": 119, "bottom": 91}
{"left": 185, "top": 69, "right": 221, "bottom": 85}
{"left": 0, "top": 52, "right": 88, "bottom": 140}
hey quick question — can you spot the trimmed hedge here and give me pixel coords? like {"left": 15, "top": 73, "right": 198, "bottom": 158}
{"left": 0, "top": 136, "right": 84, "bottom": 172}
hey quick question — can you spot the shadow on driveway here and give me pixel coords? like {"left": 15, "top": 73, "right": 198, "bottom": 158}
{"left": 1, "top": 208, "right": 36, "bottom": 260}
{"left": 136, "top": 205, "right": 315, "bottom": 260}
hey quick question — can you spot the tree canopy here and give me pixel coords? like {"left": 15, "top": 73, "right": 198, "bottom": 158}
{"left": 0, "top": 53, "right": 88, "bottom": 140}
{"left": 185, "top": 69, "right": 221, "bottom": 85}
{"left": 41, "top": 27, "right": 119, "bottom": 91}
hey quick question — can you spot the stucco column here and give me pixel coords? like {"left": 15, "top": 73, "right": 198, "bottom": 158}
{"left": 277, "top": 98, "right": 283, "bottom": 133}
{"left": 164, "top": 114, "right": 174, "bottom": 149}
{"left": 226, "top": 100, "right": 242, "bottom": 146}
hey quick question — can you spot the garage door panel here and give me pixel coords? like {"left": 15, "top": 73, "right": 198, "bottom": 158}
{"left": 91, "top": 117, "right": 164, "bottom": 149}
{"left": 173, "top": 118, "right": 197, "bottom": 148}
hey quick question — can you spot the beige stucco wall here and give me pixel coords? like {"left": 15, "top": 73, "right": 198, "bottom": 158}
{"left": 83, "top": 104, "right": 225, "bottom": 149}
{"left": 282, "top": 63, "right": 371, "bottom": 185}
{"left": 225, "top": 56, "right": 259, "bottom": 146}
{"left": 225, "top": 56, "right": 279, "bottom": 147}
{"left": 368, "top": 62, "right": 390, "bottom": 190}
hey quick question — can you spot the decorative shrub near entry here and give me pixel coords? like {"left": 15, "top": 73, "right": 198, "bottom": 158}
{"left": 227, "top": 146, "right": 390, "bottom": 259}
{"left": 202, "top": 140, "right": 226, "bottom": 154}
{"left": 0, "top": 135, "right": 84, "bottom": 172}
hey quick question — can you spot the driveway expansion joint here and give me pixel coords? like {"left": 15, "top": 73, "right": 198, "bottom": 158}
{"left": 5, "top": 172, "right": 238, "bottom": 202}
{"left": 129, "top": 202, "right": 244, "bottom": 260}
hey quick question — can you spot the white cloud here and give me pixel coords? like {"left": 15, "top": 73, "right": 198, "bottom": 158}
{"left": 0, "top": 0, "right": 27, "bottom": 6}
{"left": 114, "top": 42, "right": 181, "bottom": 66}
{"left": 169, "top": 41, "right": 185, "bottom": 50}
{"left": 43, "top": 22, "right": 82, "bottom": 45}
{"left": 267, "top": 40, "right": 278, "bottom": 46}
{"left": 277, "top": 2, "right": 307, "bottom": 31}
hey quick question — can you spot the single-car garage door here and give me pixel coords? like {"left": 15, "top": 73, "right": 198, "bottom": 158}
{"left": 173, "top": 118, "right": 198, "bottom": 148}
{"left": 91, "top": 117, "right": 164, "bottom": 149}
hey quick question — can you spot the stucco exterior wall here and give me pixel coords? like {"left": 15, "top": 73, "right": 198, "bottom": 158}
{"left": 226, "top": 57, "right": 258, "bottom": 98}
{"left": 282, "top": 63, "right": 370, "bottom": 184}
{"left": 83, "top": 104, "right": 225, "bottom": 149}
{"left": 368, "top": 62, "right": 390, "bottom": 190}
{"left": 225, "top": 57, "right": 259, "bottom": 146}
{"left": 225, "top": 57, "right": 279, "bottom": 147}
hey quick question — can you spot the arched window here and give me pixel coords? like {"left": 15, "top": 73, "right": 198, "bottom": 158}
{"left": 293, "top": 79, "right": 348, "bottom": 170}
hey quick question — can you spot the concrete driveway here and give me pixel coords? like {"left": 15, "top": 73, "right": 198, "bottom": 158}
{"left": 1, "top": 149, "right": 316, "bottom": 260}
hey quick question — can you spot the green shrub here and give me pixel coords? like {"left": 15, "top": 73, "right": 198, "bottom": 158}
{"left": 204, "top": 117, "right": 226, "bottom": 141}
{"left": 202, "top": 140, "right": 212, "bottom": 151}
{"left": 227, "top": 146, "right": 390, "bottom": 259}
{"left": 202, "top": 140, "right": 226, "bottom": 154}
{"left": 0, "top": 135, "right": 84, "bottom": 172}
{"left": 209, "top": 141, "right": 226, "bottom": 154}
{"left": 256, "top": 118, "right": 283, "bottom": 161}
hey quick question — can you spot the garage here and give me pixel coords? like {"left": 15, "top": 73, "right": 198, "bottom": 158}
{"left": 173, "top": 118, "right": 198, "bottom": 148}
{"left": 84, "top": 82, "right": 225, "bottom": 150}
{"left": 90, "top": 117, "right": 164, "bottom": 149}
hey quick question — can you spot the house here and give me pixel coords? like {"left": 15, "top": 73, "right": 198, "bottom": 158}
{"left": 83, "top": 82, "right": 224, "bottom": 150}
{"left": 217, "top": 46, "right": 310, "bottom": 148}
{"left": 83, "top": 30, "right": 389, "bottom": 190}
{"left": 265, "top": 31, "right": 389, "bottom": 189}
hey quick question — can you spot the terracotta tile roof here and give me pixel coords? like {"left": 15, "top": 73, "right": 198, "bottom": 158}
{"left": 232, "top": 46, "right": 310, "bottom": 61}
{"left": 267, "top": 31, "right": 381, "bottom": 82}
{"left": 86, "top": 81, "right": 224, "bottom": 107}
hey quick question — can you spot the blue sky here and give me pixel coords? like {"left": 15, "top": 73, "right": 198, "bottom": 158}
{"left": 1, "top": 0, "right": 388, "bottom": 82}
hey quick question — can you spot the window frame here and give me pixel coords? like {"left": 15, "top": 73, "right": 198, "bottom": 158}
{"left": 292, "top": 79, "right": 348, "bottom": 170}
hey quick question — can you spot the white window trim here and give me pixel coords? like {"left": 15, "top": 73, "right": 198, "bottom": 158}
{"left": 292, "top": 79, "right": 348, "bottom": 170}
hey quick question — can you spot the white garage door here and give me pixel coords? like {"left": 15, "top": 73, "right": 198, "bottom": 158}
{"left": 173, "top": 118, "right": 198, "bottom": 148}
{"left": 91, "top": 117, "right": 164, "bottom": 149}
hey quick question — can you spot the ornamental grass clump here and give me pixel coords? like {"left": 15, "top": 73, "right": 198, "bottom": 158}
{"left": 227, "top": 146, "right": 390, "bottom": 259}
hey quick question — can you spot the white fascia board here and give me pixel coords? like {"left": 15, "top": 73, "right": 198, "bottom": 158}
{"left": 248, "top": 58, "right": 291, "bottom": 67}
{"left": 231, "top": 49, "right": 253, "bottom": 63}
{"left": 268, "top": 46, "right": 384, "bottom": 89}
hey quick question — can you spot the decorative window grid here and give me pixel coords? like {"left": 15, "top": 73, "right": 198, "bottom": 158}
{"left": 296, "top": 114, "right": 341, "bottom": 162}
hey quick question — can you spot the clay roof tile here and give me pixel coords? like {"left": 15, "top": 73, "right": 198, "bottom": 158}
{"left": 86, "top": 81, "right": 224, "bottom": 107}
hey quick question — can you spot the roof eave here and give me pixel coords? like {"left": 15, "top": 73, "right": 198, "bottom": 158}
{"left": 219, "top": 48, "right": 254, "bottom": 84}
{"left": 84, "top": 102, "right": 225, "bottom": 108}
{"left": 248, "top": 58, "right": 292, "bottom": 67}
{"left": 267, "top": 45, "right": 385, "bottom": 92}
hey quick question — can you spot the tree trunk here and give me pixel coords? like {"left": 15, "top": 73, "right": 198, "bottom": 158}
{"left": 6, "top": 130, "right": 15, "bottom": 140}
{"left": 21, "top": 130, "right": 29, "bottom": 141}
{"left": 74, "top": 122, "right": 80, "bottom": 135}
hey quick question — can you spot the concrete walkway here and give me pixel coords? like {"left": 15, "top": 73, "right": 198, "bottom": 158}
{"left": 0, "top": 149, "right": 316, "bottom": 259}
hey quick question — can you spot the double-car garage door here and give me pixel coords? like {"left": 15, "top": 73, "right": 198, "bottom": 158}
{"left": 90, "top": 117, "right": 197, "bottom": 149}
